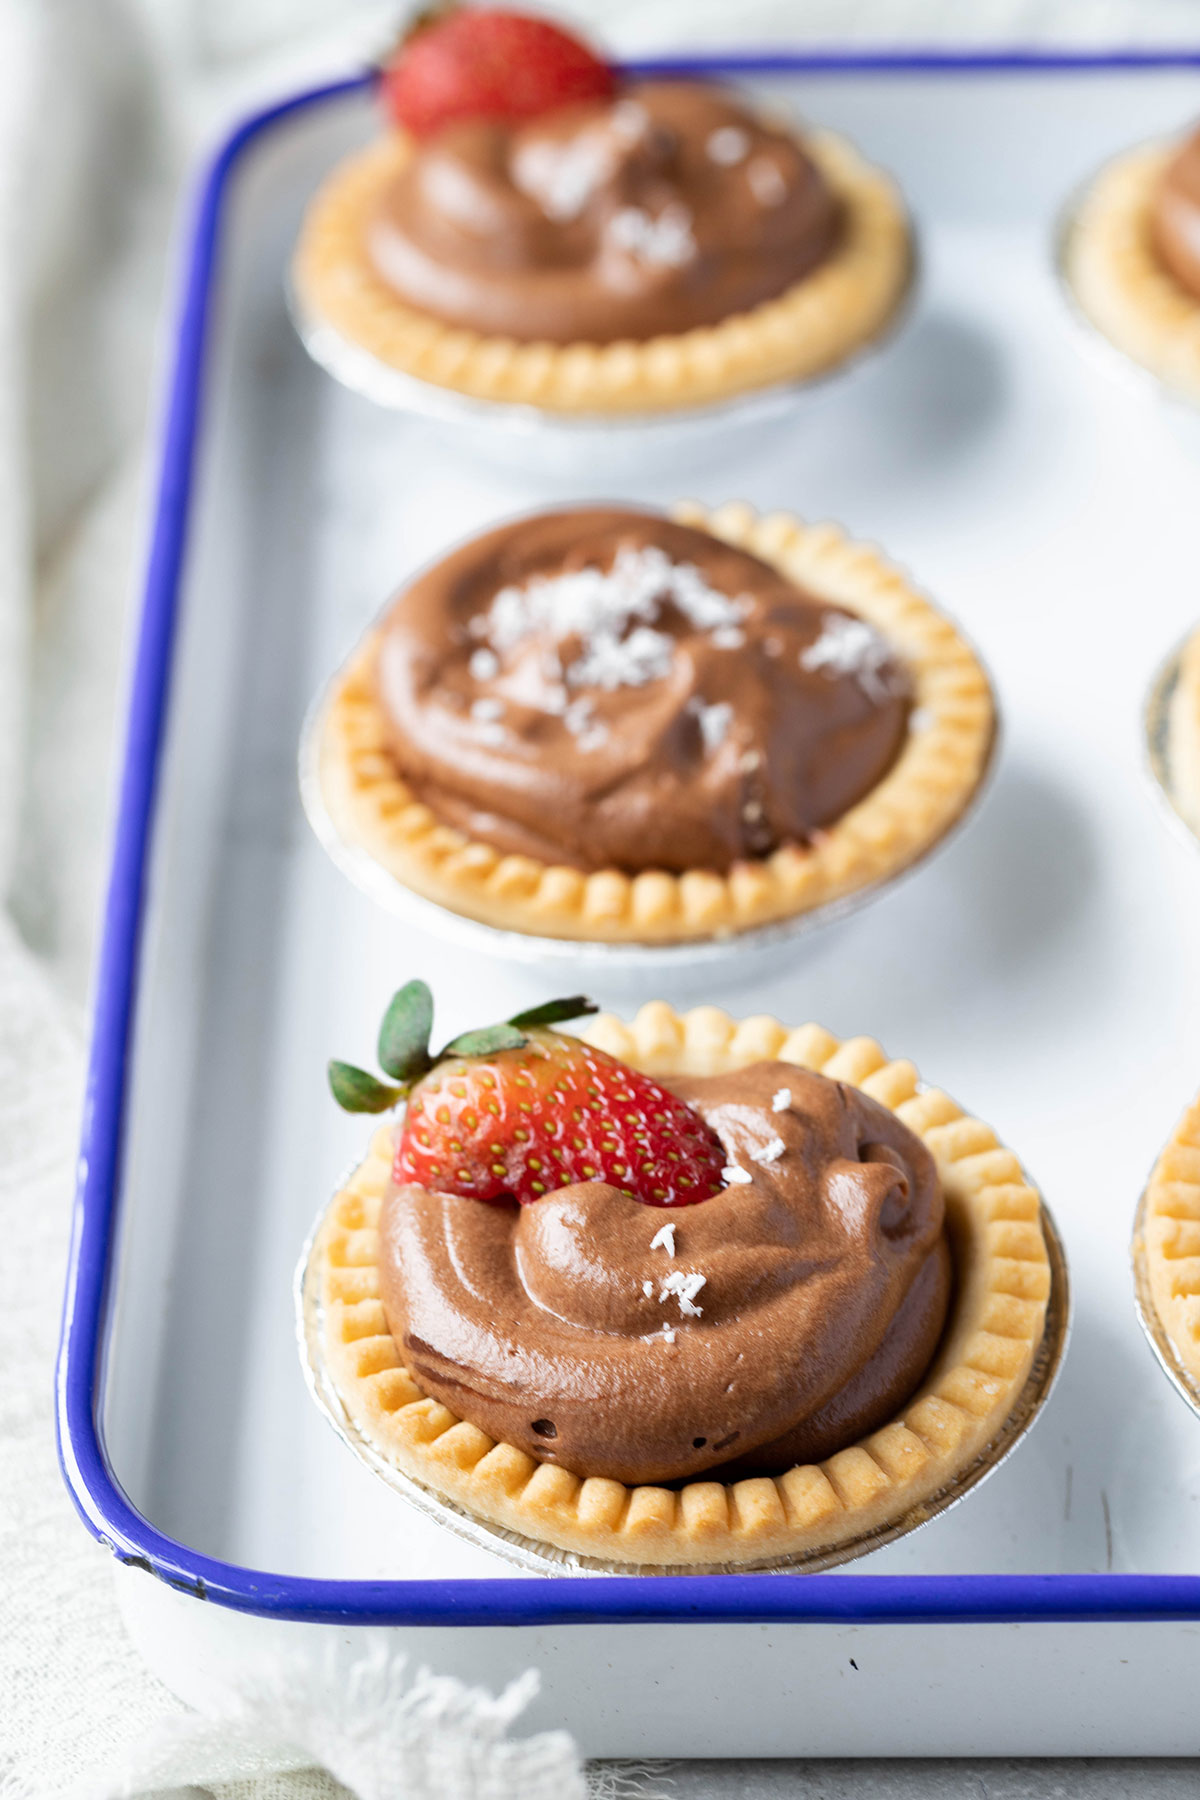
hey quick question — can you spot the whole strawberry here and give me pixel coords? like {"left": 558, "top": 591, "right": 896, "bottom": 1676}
{"left": 329, "top": 983, "right": 726, "bottom": 1207}
{"left": 381, "top": 7, "right": 615, "bottom": 140}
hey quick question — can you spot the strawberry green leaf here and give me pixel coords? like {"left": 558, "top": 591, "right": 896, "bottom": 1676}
{"left": 328, "top": 1060, "right": 403, "bottom": 1114}
{"left": 440, "top": 1023, "right": 527, "bottom": 1060}
{"left": 507, "top": 995, "right": 598, "bottom": 1029}
{"left": 377, "top": 979, "right": 434, "bottom": 1082}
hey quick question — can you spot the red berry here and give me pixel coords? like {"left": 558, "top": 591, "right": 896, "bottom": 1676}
{"left": 381, "top": 8, "right": 615, "bottom": 140}
{"left": 395, "top": 1028, "right": 726, "bottom": 1207}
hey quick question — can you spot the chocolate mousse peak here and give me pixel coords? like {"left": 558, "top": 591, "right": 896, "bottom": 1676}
{"left": 367, "top": 79, "right": 843, "bottom": 343}
{"left": 1152, "top": 125, "right": 1200, "bottom": 301}
{"left": 374, "top": 507, "right": 911, "bottom": 875}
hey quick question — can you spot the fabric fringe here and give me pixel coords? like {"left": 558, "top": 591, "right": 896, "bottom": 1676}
{"left": 587, "top": 1762, "right": 677, "bottom": 1799}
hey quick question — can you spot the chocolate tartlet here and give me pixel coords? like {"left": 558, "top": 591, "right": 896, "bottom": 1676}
{"left": 1064, "top": 123, "right": 1200, "bottom": 403}
{"left": 293, "top": 79, "right": 912, "bottom": 413}
{"left": 310, "top": 1005, "right": 1055, "bottom": 1568}
{"left": 311, "top": 502, "right": 995, "bottom": 945}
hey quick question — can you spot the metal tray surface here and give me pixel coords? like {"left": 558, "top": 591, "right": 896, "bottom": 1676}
{"left": 58, "top": 53, "right": 1200, "bottom": 1639}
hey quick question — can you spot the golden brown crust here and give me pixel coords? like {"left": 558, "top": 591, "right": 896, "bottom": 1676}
{"left": 312, "top": 503, "right": 996, "bottom": 945}
{"left": 312, "top": 1006, "right": 1052, "bottom": 1568}
{"left": 1064, "top": 141, "right": 1200, "bottom": 404}
{"left": 1140, "top": 1088, "right": 1200, "bottom": 1389}
{"left": 292, "top": 127, "right": 912, "bottom": 415}
{"left": 1168, "top": 624, "right": 1200, "bottom": 835}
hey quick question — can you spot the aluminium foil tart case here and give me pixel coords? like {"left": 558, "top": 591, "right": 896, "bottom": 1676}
{"left": 58, "top": 51, "right": 1200, "bottom": 1757}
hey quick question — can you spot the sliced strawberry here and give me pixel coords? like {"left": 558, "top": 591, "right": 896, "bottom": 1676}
{"left": 399, "top": 1029, "right": 726, "bottom": 1206}
{"left": 380, "top": 7, "right": 615, "bottom": 140}
{"left": 329, "top": 984, "right": 726, "bottom": 1208}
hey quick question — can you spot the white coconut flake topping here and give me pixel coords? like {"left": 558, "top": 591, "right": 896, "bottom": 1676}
{"left": 747, "top": 156, "right": 788, "bottom": 207}
{"left": 512, "top": 133, "right": 614, "bottom": 221}
{"left": 468, "top": 695, "right": 506, "bottom": 745}
{"left": 800, "top": 613, "right": 902, "bottom": 704}
{"left": 689, "top": 698, "right": 733, "bottom": 755}
{"left": 661, "top": 1326, "right": 677, "bottom": 1344}
{"left": 574, "top": 724, "right": 610, "bottom": 753}
{"left": 771, "top": 1087, "right": 792, "bottom": 1113}
{"left": 611, "top": 98, "right": 649, "bottom": 143}
{"left": 468, "top": 647, "right": 499, "bottom": 681}
{"left": 722, "top": 1163, "right": 753, "bottom": 1186}
{"left": 708, "top": 125, "right": 750, "bottom": 166}
{"left": 659, "top": 1270, "right": 707, "bottom": 1317}
{"left": 569, "top": 623, "right": 674, "bottom": 691}
{"left": 537, "top": 682, "right": 568, "bottom": 716}
{"left": 561, "top": 694, "right": 610, "bottom": 751}
{"left": 754, "top": 1135, "right": 785, "bottom": 1165}
{"left": 608, "top": 202, "right": 696, "bottom": 267}
{"left": 649, "top": 1221, "right": 676, "bottom": 1255}
{"left": 642, "top": 1279, "right": 654, "bottom": 1298}
{"left": 472, "top": 544, "right": 752, "bottom": 702}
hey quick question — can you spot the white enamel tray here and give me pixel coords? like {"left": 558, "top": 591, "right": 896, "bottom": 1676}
{"left": 60, "top": 53, "right": 1200, "bottom": 1757}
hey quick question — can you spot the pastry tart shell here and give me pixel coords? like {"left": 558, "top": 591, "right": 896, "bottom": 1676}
{"left": 308, "top": 503, "right": 996, "bottom": 947}
{"left": 1134, "top": 1086, "right": 1200, "bottom": 1411}
{"left": 1062, "top": 141, "right": 1200, "bottom": 406}
{"left": 301, "top": 1005, "right": 1062, "bottom": 1571}
{"left": 291, "top": 127, "right": 912, "bottom": 416}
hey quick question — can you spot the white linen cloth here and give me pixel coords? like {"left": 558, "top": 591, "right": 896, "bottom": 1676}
{"left": 0, "top": 2, "right": 1195, "bottom": 1797}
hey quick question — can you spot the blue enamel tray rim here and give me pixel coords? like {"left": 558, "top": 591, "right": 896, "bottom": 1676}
{"left": 57, "top": 50, "right": 1200, "bottom": 1628}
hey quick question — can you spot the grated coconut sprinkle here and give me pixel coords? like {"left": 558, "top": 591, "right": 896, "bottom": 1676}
{"left": 801, "top": 613, "right": 902, "bottom": 705}
{"left": 471, "top": 545, "right": 754, "bottom": 727}
{"left": 659, "top": 1270, "right": 707, "bottom": 1317}
{"left": 608, "top": 202, "right": 696, "bottom": 266}
{"left": 707, "top": 125, "right": 750, "bottom": 166}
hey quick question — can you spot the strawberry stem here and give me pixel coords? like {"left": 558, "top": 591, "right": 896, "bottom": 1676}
{"left": 328, "top": 987, "right": 600, "bottom": 1114}
{"left": 508, "top": 995, "right": 598, "bottom": 1029}
{"left": 328, "top": 1061, "right": 404, "bottom": 1114}
{"left": 377, "top": 979, "right": 434, "bottom": 1082}
{"left": 441, "top": 1023, "right": 528, "bottom": 1058}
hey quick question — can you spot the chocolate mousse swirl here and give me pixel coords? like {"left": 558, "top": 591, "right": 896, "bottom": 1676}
{"left": 375, "top": 509, "right": 910, "bottom": 875}
{"left": 368, "top": 80, "right": 843, "bottom": 343}
{"left": 1152, "top": 126, "right": 1200, "bottom": 301}
{"left": 377, "top": 1063, "right": 951, "bottom": 1487}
